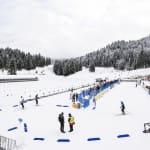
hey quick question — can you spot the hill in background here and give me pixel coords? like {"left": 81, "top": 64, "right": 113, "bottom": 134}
{"left": 54, "top": 35, "right": 150, "bottom": 76}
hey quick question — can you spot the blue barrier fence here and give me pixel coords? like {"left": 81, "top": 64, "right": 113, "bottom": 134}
{"left": 77, "top": 80, "right": 119, "bottom": 108}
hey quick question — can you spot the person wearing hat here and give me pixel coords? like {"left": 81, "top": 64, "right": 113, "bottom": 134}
{"left": 68, "top": 113, "right": 75, "bottom": 132}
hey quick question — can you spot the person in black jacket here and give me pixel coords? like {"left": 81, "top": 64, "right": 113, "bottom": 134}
{"left": 20, "top": 96, "right": 24, "bottom": 109}
{"left": 35, "top": 94, "right": 39, "bottom": 105}
{"left": 120, "top": 101, "right": 125, "bottom": 115}
{"left": 58, "top": 112, "right": 65, "bottom": 133}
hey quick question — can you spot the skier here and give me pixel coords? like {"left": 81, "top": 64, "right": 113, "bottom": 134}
{"left": 68, "top": 113, "right": 75, "bottom": 132}
{"left": 58, "top": 112, "right": 65, "bottom": 133}
{"left": 35, "top": 94, "right": 39, "bottom": 105}
{"left": 20, "top": 96, "right": 24, "bottom": 109}
{"left": 120, "top": 101, "right": 125, "bottom": 115}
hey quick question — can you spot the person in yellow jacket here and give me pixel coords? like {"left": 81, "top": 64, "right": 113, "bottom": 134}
{"left": 68, "top": 113, "right": 75, "bottom": 132}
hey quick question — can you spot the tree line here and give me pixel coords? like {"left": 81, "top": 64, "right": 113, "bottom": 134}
{"left": 53, "top": 35, "right": 150, "bottom": 76}
{"left": 0, "top": 47, "right": 51, "bottom": 74}
{"left": 53, "top": 58, "right": 82, "bottom": 76}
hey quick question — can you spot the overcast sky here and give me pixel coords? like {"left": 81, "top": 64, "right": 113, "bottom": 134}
{"left": 0, "top": 0, "right": 150, "bottom": 58}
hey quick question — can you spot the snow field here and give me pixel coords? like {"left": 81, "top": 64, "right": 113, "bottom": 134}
{"left": 0, "top": 66, "right": 150, "bottom": 150}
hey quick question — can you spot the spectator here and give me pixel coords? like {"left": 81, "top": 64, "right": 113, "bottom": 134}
{"left": 58, "top": 112, "right": 65, "bottom": 133}
{"left": 68, "top": 113, "right": 75, "bottom": 132}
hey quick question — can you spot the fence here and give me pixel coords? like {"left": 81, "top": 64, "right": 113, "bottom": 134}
{"left": 0, "top": 135, "right": 17, "bottom": 150}
{"left": 0, "top": 77, "right": 38, "bottom": 83}
{"left": 120, "top": 79, "right": 137, "bottom": 82}
{"left": 21, "top": 83, "right": 96, "bottom": 103}
{"left": 13, "top": 79, "right": 119, "bottom": 108}
{"left": 76, "top": 79, "right": 119, "bottom": 108}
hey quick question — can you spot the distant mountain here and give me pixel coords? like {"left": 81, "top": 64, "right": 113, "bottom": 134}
{"left": 53, "top": 35, "right": 150, "bottom": 76}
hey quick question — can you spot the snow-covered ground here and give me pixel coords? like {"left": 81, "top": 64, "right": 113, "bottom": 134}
{"left": 0, "top": 66, "right": 150, "bottom": 150}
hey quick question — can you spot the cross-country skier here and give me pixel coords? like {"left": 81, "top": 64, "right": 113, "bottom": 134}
{"left": 35, "top": 94, "right": 39, "bottom": 105}
{"left": 120, "top": 101, "right": 125, "bottom": 115}
{"left": 20, "top": 96, "right": 24, "bottom": 109}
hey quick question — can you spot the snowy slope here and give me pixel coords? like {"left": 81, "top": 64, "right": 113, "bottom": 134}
{"left": 0, "top": 66, "right": 150, "bottom": 150}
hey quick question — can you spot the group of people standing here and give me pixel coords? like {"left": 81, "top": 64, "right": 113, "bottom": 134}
{"left": 58, "top": 112, "right": 75, "bottom": 133}
{"left": 57, "top": 101, "right": 125, "bottom": 134}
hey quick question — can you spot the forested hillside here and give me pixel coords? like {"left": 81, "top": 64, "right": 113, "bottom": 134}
{"left": 0, "top": 47, "right": 51, "bottom": 74}
{"left": 53, "top": 35, "right": 150, "bottom": 76}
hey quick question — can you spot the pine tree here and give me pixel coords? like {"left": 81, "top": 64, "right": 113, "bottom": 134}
{"left": 0, "top": 56, "right": 4, "bottom": 69}
{"left": 136, "top": 50, "right": 145, "bottom": 68}
{"left": 89, "top": 62, "right": 95, "bottom": 72}
{"left": 0, "top": 47, "right": 51, "bottom": 72}
{"left": 7, "top": 58, "right": 17, "bottom": 75}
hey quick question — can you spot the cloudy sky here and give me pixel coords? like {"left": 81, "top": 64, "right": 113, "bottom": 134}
{"left": 0, "top": 0, "right": 150, "bottom": 58}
